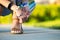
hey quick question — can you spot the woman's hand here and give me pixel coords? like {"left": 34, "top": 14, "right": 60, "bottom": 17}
{"left": 11, "top": 5, "right": 22, "bottom": 17}
{"left": 18, "top": 7, "right": 30, "bottom": 23}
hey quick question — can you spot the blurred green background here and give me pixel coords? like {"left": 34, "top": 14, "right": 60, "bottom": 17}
{"left": 0, "top": 4, "right": 60, "bottom": 29}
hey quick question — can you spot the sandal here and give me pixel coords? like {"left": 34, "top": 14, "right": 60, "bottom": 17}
{"left": 11, "top": 18, "right": 23, "bottom": 34}
{"left": 11, "top": 25, "right": 23, "bottom": 34}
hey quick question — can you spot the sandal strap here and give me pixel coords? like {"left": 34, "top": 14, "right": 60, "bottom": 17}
{"left": 11, "top": 27, "right": 23, "bottom": 34}
{"left": 12, "top": 18, "right": 19, "bottom": 20}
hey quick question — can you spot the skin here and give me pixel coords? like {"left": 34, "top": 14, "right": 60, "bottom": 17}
{"left": 0, "top": 0, "right": 30, "bottom": 34}
{"left": 0, "top": 0, "right": 22, "bottom": 33}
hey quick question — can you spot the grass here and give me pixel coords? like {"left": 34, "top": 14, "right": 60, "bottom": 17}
{"left": 0, "top": 13, "right": 12, "bottom": 24}
{"left": 24, "top": 19, "right": 60, "bottom": 29}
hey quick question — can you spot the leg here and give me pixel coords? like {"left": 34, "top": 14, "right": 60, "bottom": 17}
{"left": 11, "top": 12, "right": 23, "bottom": 34}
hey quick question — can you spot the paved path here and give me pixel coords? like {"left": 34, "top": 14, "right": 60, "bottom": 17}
{"left": 0, "top": 25, "right": 60, "bottom": 40}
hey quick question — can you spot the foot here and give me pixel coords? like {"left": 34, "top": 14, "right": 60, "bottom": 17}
{"left": 11, "top": 24, "right": 23, "bottom": 34}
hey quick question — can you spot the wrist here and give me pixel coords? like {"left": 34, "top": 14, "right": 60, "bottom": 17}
{"left": 11, "top": 5, "right": 20, "bottom": 12}
{"left": 11, "top": 5, "right": 22, "bottom": 17}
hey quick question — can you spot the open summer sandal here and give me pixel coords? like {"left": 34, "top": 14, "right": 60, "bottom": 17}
{"left": 11, "top": 26, "right": 23, "bottom": 34}
{"left": 11, "top": 18, "right": 23, "bottom": 34}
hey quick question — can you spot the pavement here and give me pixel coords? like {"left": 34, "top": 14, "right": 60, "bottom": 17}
{"left": 0, "top": 25, "right": 60, "bottom": 40}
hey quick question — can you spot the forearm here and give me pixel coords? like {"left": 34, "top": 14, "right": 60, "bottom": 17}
{"left": 0, "top": 0, "right": 11, "bottom": 8}
{"left": 0, "top": 0, "right": 21, "bottom": 12}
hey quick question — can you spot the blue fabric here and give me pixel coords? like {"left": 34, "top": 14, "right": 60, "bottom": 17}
{"left": 16, "top": 0, "right": 22, "bottom": 6}
{"left": 22, "top": 3, "right": 28, "bottom": 6}
{"left": 29, "top": 2, "right": 36, "bottom": 12}
{"left": 2, "top": 7, "right": 11, "bottom": 16}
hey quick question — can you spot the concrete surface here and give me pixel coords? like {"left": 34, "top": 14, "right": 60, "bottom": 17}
{"left": 0, "top": 25, "right": 60, "bottom": 40}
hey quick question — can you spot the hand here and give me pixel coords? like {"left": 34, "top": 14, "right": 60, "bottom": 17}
{"left": 11, "top": 5, "right": 22, "bottom": 17}
{"left": 18, "top": 7, "right": 30, "bottom": 23}
{"left": 15, "top": 8, "right": 22, "bottom": 17}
